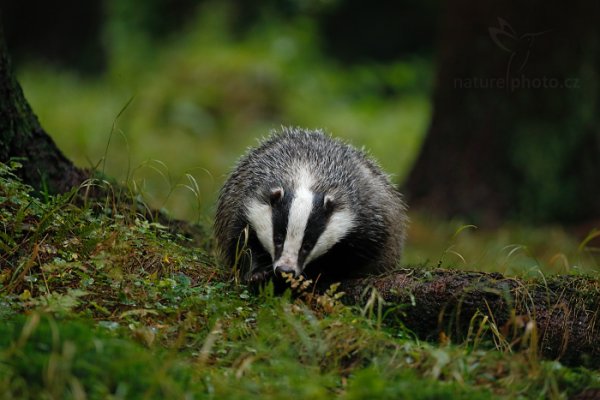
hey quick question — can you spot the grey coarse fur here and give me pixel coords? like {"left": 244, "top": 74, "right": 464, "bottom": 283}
{"left": 214, "top": 126, "right": 408, "bottom": 283}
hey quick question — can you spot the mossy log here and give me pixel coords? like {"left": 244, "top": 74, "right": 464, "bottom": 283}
{"left": 337, "top": 269, "right": 600, "bottom": 367}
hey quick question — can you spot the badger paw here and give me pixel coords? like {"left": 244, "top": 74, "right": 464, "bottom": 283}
{"left": 248, "top": 270, "right": 273, "bottom": 283}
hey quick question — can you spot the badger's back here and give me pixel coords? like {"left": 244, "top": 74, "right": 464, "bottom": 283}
{"left": 215, "top": 127, "right": 407, "bottom": 283}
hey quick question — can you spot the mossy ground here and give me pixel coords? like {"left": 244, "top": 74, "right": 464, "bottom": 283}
{"left": 1, "top": 163, "right": 599, "bottom": 399}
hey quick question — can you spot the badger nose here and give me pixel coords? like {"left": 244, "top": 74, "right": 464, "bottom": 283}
{"left": 274, "top": 263, "right": 296, "bottom": 277}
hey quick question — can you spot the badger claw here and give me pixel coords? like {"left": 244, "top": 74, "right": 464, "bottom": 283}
{"left": 248, "top": 270, "right": 272, "bottom": 283}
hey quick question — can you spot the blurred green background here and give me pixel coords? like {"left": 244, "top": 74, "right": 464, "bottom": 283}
{"left": 6, "top": 0, "right": 433, "bottom": 222}
{"left": 2, "top": 0, "right": 598, "bottom": 273}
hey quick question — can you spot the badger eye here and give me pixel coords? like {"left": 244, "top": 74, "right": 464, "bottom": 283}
{"left": 301, "top": 243, "right": 312, "bottom": 253}
{"left": 323, "top": 194, "right": 335, "bottom": 213}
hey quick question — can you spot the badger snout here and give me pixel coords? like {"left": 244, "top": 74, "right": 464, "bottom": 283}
{"left": 273, "top": 258, "right": 300, "bottom": 277}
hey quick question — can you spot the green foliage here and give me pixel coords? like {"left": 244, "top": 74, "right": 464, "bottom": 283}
{"left": 18, "top": 1, "right": 431, "bottom": 221}
{"left": 1, "top": 163, "right": 599, "bottom": 399}
{"left": 0, "top": 314, "right": 201, "bottom": 399}
{"left": 344, "top": 367, "right": 490, "bottom": 400}
{"left": 404, "top": 215, "right": 599, "bottom": 275}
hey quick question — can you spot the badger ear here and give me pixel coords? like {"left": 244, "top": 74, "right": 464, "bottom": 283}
{"left": 324, "top": 194, "right": 335, "bottom": 213}
{"left": 269, "top": 187, "right": 284, "bottom": 205}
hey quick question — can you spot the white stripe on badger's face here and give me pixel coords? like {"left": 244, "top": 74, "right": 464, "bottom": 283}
{"left": 273, "top": 186, "right": 314, "bottom": 276}
{"left": 246, "top": 198, "right": 274, "bottom": 258}
{"left": 304, "top": 209, "right": 355, "bottom": 265}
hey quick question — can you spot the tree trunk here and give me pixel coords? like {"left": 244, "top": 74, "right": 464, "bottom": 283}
{"left": 0, "top": 29, "right": 207, "bottom": 244}
{"left": 0, "top": 31, "right": 87, "bottom": 193}
{"left": 405, "top": 0, "right": 600, "bottom": 224}
{"left": 336, "top": 269, "right": 600, "bottom": 368}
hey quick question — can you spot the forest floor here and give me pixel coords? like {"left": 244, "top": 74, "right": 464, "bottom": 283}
{"left": 1, "top": 161, "right": 599, "bottom": 399}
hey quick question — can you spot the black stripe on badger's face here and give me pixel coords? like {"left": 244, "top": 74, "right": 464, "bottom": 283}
{"left": 296, "top": 193, "right": 330, "bottom": 267}
{"left": 270, "top": 187, "right": 293, "bottom": 261}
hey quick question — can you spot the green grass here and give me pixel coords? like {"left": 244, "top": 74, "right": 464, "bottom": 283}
{"left": 404, "top": 215, "right": 599, "bottom": 276}
{"left": 1, "top": 162, "right": 599, "bottom": 399}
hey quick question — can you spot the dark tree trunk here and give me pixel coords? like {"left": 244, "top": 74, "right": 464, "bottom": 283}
{"left": 0, "top": 28, "right": 206, "bottom": 244}
{"left": 0, "top": 31, "right": 87, "bottom": 193}
{"left": 405, "top": 0, "right": 600, "bottom": 223}
{"left": 337, "top": 269, "right": 600, "bottom": 368}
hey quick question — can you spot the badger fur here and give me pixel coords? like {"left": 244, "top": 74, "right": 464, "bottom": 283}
{"left": 214, "top": 127, "right": 407, "bottom": 284}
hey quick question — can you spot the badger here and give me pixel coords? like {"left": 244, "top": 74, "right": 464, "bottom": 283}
{"left": 214, "top": 127, "right": 407, "bottom": 285}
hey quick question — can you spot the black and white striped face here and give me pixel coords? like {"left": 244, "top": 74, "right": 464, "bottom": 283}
{"left": 246, "top": 184, "right": 355, "bottom": 277}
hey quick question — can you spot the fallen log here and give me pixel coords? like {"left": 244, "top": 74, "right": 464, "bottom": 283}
{"left": 337, "top": 268, "right": 600, "bottom": 367}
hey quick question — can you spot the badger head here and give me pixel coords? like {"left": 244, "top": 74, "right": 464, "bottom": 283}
{"left": 245, "top": 184, "right": 355, "bottom": 278}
